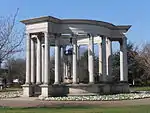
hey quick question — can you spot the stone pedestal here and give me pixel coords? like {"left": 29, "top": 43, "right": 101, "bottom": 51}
{"left": 67, "top": 84, "right": 100, "bottom": 96}
{"left": 49, "top": 84, "right": 67, "bottom": 97}
{"left": 39, "top": 84, "right": 50, "bottom": 98}
{"left": 64, "top": 78, "right": 73, "bottom": 84}
{"left": 99, "top": 83, "right": 110, "bottom": 94}
{"left": 40, "top": 84, "right": 67, "bottom": 98}
{"left": 111, "top": 82, "right": 130, "bottom": 93}
{"left": 22, "top": 84, "right": 34, "bottom": 97}
{"left": 34, "top": 84, "right": 41, "bottom": 96}
{"left": 38, "top": 83, "right": 130, "bottom": 97}
{"left": 66, "top": 83, "right": 129, "bottom": 96}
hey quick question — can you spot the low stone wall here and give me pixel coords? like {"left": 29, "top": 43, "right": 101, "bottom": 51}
{"left": 49, "top": 84, "right": 68, "bottom": 97}
{"left": 23, "top": 83, "right": 129, "bottom": 97}
{"left": 40, "top": 83, "right": 130, "bottom": 97}
{"left": 67, "top": 83, "right": 129, "bottom": 96}
{"left": 111, "top": 82, "right": 130, "bottom": 93}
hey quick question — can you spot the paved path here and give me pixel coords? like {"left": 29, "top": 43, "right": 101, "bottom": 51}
{"left": 1, "top": 97, "right": 150, "bottom": 108}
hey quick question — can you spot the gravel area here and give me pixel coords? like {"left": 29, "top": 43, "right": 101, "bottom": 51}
{"left": 1, "top": 98, "right": 150, "bottom": 108}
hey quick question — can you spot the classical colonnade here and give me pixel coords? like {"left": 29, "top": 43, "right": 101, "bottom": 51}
{"left": 25, "top": 32, "right": 128, "bottom": 86}
{"left": 21, "top": 16, "right": 130, "bottom": 97}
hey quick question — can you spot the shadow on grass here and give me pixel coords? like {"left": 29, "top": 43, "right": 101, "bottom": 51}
{"left": 0, "top": 106, "right": 99, "bottom": 110}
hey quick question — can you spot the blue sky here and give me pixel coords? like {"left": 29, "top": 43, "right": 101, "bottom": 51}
{"left": 0, "top": 0, "right": 150, "bottom": 58}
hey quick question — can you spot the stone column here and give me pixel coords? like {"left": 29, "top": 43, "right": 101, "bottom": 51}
{"left": 120, "top": 37, "right": 128, "bottom": 82}
{"left": 98, "top": 40, "right": 102, "bottom": 81}
{"left": 54, "top": 38, "right": 60, "bottom": 84}
{"left": 77, "top": 45, "right": 80, "bottom": 83}
{"left": 44, "top": 32, "right": 50, "bottom": 84}
{"left": 22, "top": 33, "right": 32, "bottom": 97}
{"left": 77, "top": 46, "right": 80, "bottom": 60}
{"left": 65, "top": 63, "right": 68, "bottom": 79}
{"left": 61, "top": 46, "right": 66, "bottom": 82}
{"left": 42, "top": 44, "right": 45, "bottom": 83}
{"left": 36, "top": 35, "right": 42, "bottom": 85}
{"left": 102, "top": 36, "right": 107, "bottom": 82}
{"left": 106, "top": 38, "right": 112, "bottom": 76}
{"left": 72, "top": 37, "right": 77, "bottom": 84}
{"left": 59, "top": 46, "right": 62, "bottom": 82}
{"left": 88, "top": 34, "right": 94, "bottom": 83}
{"left": 40, "top": 32, "right": 50, "bottom": 98}
{"left": 25, "top": 33, "right": 31, "bottom": 84}
{"left": 31, "top": 37, "right": 36, "bottom": 84}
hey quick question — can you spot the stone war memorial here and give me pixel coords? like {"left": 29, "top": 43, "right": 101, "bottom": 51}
{"left": 21, "top": 16, "right": 131, "bottom": 98}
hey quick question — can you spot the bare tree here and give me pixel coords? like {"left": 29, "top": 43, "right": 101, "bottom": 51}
{"left": 4, "top": 58, "right": 26, "bottom": 85}
{"left": 138, "top": 43, "right": 150, "bottom": 84}
{"left": 0, "top": 9, "right": 24, "bottom": 65}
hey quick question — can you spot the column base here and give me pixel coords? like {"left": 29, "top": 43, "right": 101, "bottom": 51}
{"left": 39, "top": 84, "right": 50, "bottom": 98}
{"left": 88, "top": 82, "right": 94, "bottom": 85}
{"left": 22, "top": 84, "right": 34, "bottom": 97}
{"left": 72, "top": 82, "right": 78, "bottom": 84}
{"left": 36, "top": 82, "right": 42, "bottom": 85}
{"left": 54, "top": 82, "right": 60, "bottom": 85}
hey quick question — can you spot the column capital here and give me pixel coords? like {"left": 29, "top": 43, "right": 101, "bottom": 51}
{"left": 42, "top": 44, "right": 45, "bottom": 47}
{"left": 31, "top": 34, "right": 38, "bottom": 39}
{"left": 87, "top": 33, "right": 94, "bottom": 37}
{"left": 119, "top": 37, "right": 127, "bottom": 45}
{"left": 43, "top": 32, "right": 49, "bottom": 34}
{"left": 106, "top": 37, "right": 111, "bottom": 40}
{"left": 53, "top": 33, "right": 61, "bottom": 37}
{"left": 72, "top": 37, "right": 77, "bottom": 44}
{"left": 99, "top": 35, "right": 106, "bottom": 38}
{"left": 43, "top": 32, "right": 53, "bottom": 38}
{"left": 55, "top": 37, "right": 60, "bottom": 46}
{"left": 25, "top": 32, "right": 31, "bottom": 36}
{"left": 60, "top": 45, "right": 66, "bottom": 48}
{"left": 71, "top": 33, "right": 78, "bottom": 37}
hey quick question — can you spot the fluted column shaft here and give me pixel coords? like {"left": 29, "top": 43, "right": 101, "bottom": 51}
{"left": 72, "top": 38, "right": 77, "bottom": 84}
{"left": 54, "top": 38, "right": 60, "bottom": 84}
{"left": 36, "top": 35, "right": 42, "bottom": 84}
{"left": 120, "top": 37, "right": 128, "bottom": 82}
{"left": 44, "top": 32, "right": 50, "bottom": 84}
{"left": 61, "top": 46, "right": 66, "bottom": 82}
{"left": 88, "top": 35, "right": 94, "bottom": 83}
{"left": 42, "top": 44, "right": 45, "bottom": 83}
{"left": 77, "top": 45, "right": 80, "bottom": 83}
{"left": 25, "top": 33, "right": 31, "bottom": 84}
{"left": 31, "top": 37, "right": 36, "bottom": 84}
{"left": 98, "top": 40, "right": 102, "bottom": 77}
{"left": 102, "top": 36, "right": 107, "bottom": 82}
{"left": 106, "top": 38, "right": 112, "bottom": 76}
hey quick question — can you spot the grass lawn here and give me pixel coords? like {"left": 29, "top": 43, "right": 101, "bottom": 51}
{"left": 0, "top": 105, "right": 150, "bottom": 113}
{"left": 130, "top": 86, "right": 150, "bottom": 91}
